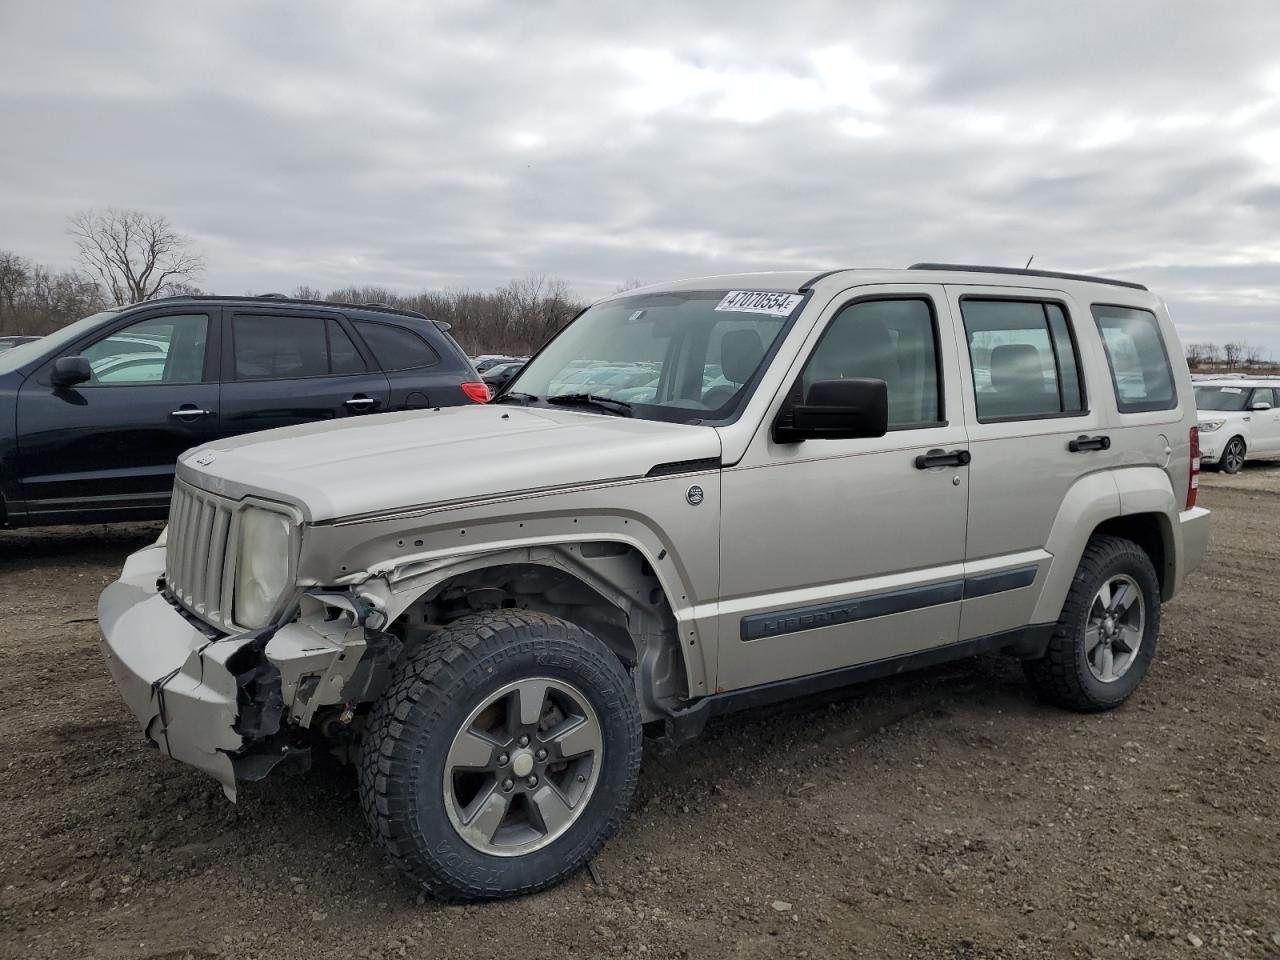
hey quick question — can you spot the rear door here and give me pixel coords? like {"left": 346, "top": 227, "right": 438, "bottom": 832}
{"left": 15, "top": 309, "right": 220, "bottom": 522}
{"left": 218, "top": 309, "right": 391, "bottom": 437}
{"left": 948, "top": 286, "right": 1103, "bottom": 640}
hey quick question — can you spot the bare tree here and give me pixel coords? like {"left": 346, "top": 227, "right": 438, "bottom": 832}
{"left": 1222, "top": 341, "right": 1245, "bottom": 370}
{"left": 68, "top": 207, "right": 205, "bottom": 306}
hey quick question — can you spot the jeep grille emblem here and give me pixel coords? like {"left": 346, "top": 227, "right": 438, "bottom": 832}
{"left": 686, "top": 484, "right": 704, "bottom": 506}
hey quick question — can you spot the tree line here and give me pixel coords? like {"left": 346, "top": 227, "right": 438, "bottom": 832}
{"left": 0, "top": 207, "right": 586, "bottom": 354}
{"left": 1184, "top": 341, "right": 1276, "bottom": 372}
{"left": 4, "top": 206, "right": 1277, "bottom": 365}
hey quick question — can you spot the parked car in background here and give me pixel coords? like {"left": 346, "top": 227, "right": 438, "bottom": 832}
{"left": 100, "top": 263, "right": 1207, "bottom": 901}
{"left": 472, "top": 354, "right": 521, "bottom": 374}
{"left": 1194, "top": 377, "right": 1280, "bottom": 472}
{"left": 0, "top": 336, "right": 39, "bottom": 352}
{"left": 480, "top": 359, "right": 525, "bottom": 394}
{"left": 0, "top": 294, "right": 487, "bottom": 527}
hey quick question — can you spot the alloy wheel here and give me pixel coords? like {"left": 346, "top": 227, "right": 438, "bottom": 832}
{"left": 443, "top": 678, "right": 602, "bottom": 856}
{"left": 1084, "top": 574, "right": 1145, "bottom": 683}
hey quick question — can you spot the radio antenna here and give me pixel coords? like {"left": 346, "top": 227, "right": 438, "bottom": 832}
{"left": 1024, "top": 255, "right": 1035, "bottom": 269}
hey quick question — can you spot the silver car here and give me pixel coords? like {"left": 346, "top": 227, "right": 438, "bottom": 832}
{"left": 100, "top": 263, "right": 1210, "bottom": 900}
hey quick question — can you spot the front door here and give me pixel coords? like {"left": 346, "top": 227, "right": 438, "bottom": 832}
{"left": 716, "top": 286, "right": 970, "bottom": 692}
{"left": 15, "top": 310, "right": 220, "bottom": 523}
{"left": 218, "top": 310, "right": 391, "bottom": 437}
{"left": 1248, "top": 387, "right": 1280, "bottom": 454}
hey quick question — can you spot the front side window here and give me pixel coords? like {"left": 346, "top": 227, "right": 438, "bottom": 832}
{"left": 1251, "top": 387, "right": 1276, "bottom": 408}
{"left": 1091, "top": 305, "right": 1176, "bottom": 413}
{"left": 83, "top": 314, "right": 208, "bottom": 385}
{"left": 506, "top": 290, "right": 800, "bottom": 423}
{"left": 961, "top": 300, "right": 1084, "bottom": 421}
{"left": 800, "top": 298, "right": 941, "bottom": 429}
{"left": 233, "top": 314, "right": 365, "bottom": 380}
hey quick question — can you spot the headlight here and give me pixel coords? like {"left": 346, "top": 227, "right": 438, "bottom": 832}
{"left": 234, "top": 507, "right": 295, "bottom": 628}
{"left": 1198, "top": 419, "right": 1225, "bottom": 433}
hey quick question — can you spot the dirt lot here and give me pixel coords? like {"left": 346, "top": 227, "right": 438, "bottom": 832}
{"left": 1, "top": 469, "right": 1278, "bottom": 960}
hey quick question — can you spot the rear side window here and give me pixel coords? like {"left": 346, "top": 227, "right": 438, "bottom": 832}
{"left": 961, "top": 300, "right": 1085, "bottom": 421}
{"left": 800, "top": 298, "right": 942, "bottom": 429}
{"left": 233, "top": 314, "right": 366, "bottom": 380}
{"left": 1091, "top": 305, "right": 1176, "bottom": 413}
{"left": 355, "top": 321, "right": 441, "bottom": 371}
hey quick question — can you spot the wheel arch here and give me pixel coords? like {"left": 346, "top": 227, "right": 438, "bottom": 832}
{"left": 371, "top": 540, "right": 705, "bottom": 722}
{"left": 1032, "top": 467, "right": 1180, "bottom": 622}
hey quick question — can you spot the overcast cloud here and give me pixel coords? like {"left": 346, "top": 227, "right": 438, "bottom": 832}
{"left": 2, "top": 0, "right": 1279, "bottom": 351}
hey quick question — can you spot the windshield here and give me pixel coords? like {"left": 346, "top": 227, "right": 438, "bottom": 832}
{"left": 506, "top": 289, "right": 801, "bottom": 423}
{"left": 0, "top": 311, "right": 119, "bottom": 376}
{"left": 1195, "top": 385, "right": 1250, "bottom": 412}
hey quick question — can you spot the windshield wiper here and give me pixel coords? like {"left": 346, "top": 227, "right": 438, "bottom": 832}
{"left": 545, "top": 393, "right": 633, "bottom": 416}
{"left": 492, "top": 391, "right": 538, "bottom": 405}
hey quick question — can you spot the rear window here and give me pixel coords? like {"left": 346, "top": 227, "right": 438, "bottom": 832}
{"left": 355, "top": 321, "right": 441, "bottom": 371}
{"left": 1091, "top": 305, "right": 1176, "bottom": 413}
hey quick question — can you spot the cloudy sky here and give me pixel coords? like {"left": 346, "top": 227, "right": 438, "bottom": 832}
{"left": 2, "top": 0, "right": 1279, "bottom": 353}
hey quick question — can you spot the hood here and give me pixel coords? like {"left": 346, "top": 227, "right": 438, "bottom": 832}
{"left": 176, "top": 405, "right": 722, "bottom": 522}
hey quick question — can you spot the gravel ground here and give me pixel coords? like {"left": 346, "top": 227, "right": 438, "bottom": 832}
{"left": 1, "top": 467, "right": 1278, "bottom": 960}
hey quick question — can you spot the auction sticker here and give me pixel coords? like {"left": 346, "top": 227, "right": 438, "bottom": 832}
{"left": 715, "top": 290, "right": 804, "bottom": 317}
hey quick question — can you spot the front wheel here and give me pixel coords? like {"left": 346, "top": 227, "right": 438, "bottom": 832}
{"left": 1220, "top": 436, "right": 1246, "bottom": 474}
{"left": 358, "top": 610, "right": 642, "bottom": 901}
{"left": 1023, "top": 535, "right": 1160, "bottom": 712}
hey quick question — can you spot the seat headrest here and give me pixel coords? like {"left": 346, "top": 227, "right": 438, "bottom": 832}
{"left": 721, "top": 329, "right": 765, "bottom": 384}
{"left": 990, "top": 343, "right": 1044, "bottom": 393}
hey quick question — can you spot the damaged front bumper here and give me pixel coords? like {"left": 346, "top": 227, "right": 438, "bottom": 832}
{"left": 99, "top": 543, "right": 379, "bottom": 800}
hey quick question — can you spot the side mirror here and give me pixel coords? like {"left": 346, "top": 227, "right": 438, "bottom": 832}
{"left": 51, "top": 356, "right": 92, "bottom": 388}
{"left": 773, "top": 378, "right": 889, "bottom": 443}
{"left": 1251, "top": 401, "right": 1272, "bottom": 411}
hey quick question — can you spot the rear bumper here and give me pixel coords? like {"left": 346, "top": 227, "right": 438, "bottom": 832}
{"left": 1177, "top": 505, "right": 1211, "bottom": 586}
{"left": 98, "top": 544, "right": 254, "bottom": 800}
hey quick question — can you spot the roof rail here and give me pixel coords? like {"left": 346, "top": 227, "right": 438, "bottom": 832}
{"left": 908, "top": 262, "right": 1147, "bottom": 291}
{"left": 257, "top": 292, "right": 290, "bottom": 299}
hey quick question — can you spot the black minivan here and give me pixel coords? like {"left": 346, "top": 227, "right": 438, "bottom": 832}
{"left": 0, "top": 295, "right": 487, "bottom": 527}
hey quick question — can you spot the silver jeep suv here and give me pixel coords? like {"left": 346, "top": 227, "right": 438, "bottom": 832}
{"left": 99, "top": 263, "right": 1210, "bottom": 900}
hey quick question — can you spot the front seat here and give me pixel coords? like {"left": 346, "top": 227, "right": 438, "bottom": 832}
{"left": 703, "top": 329, "right": 765, "bottom": 409}
{"left": 989, "top": 343, "right": 1054, "bottom": 416}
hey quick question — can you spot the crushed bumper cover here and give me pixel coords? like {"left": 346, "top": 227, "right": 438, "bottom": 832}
{"left": 99, "top": 544, "right": 264, "bottom": 800}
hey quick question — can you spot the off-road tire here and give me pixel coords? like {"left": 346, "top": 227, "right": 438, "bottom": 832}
{"left": 358, "top": 610, "right": 642, "bottom": 901}
{"left": 1023, "top": 535, "right": 1160, "bottom": 712}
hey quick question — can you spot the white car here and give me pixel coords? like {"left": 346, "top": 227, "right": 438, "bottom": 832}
{"left": 1194, "top": 378, "right": 1280, "bottom": 473}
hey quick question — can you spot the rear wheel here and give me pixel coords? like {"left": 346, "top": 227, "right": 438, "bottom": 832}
{"left": 358, "top": 610, "right": 642, "bottom": 901}
{"left": 1220, "top": 436, "right": 1246, "bottom": 474}
{"left": 1023, "top": 535, "right": 1160, "bottom": 712}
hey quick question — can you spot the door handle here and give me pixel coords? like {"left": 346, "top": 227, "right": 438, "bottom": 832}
{"left": 345, "top": 396, "right": 377, "bottom": 411}
{"left": 1068, "top": 435, "right": 1111, "bottom": 453}
{"left": 170, "top": 407, "right": 211, "bottom": 420}
{"left": 914, "top": 448, "right": 971, "bottom": 469}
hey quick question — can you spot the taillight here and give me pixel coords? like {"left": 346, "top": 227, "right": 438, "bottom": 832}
{"left": 1187, "top": 425, "right": 1200, "bottom": 509}
{"left": 461, "top": 381, "right": 491, "bottom": 403}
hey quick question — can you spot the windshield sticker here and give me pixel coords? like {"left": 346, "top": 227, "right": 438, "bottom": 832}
{"left": 1221, "top": 387, "right": 1243, "bottom": 393}
{"left": 715, "top": 291, "right": 804, "bottom": 317}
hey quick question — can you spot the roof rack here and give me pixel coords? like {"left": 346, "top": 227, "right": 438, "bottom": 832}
{"left": 907, "top": 263, "right": 1147, "bottom": 291}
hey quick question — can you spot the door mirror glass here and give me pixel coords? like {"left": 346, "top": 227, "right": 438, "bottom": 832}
{"left": 774, "top": 378, "right": 888, "bottom": 442}
{"left": 1251, "top": 400, "right": 1272, "bottom": 411}
{"left": 51, "top": 355, "right": 92, "bottom": 388}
